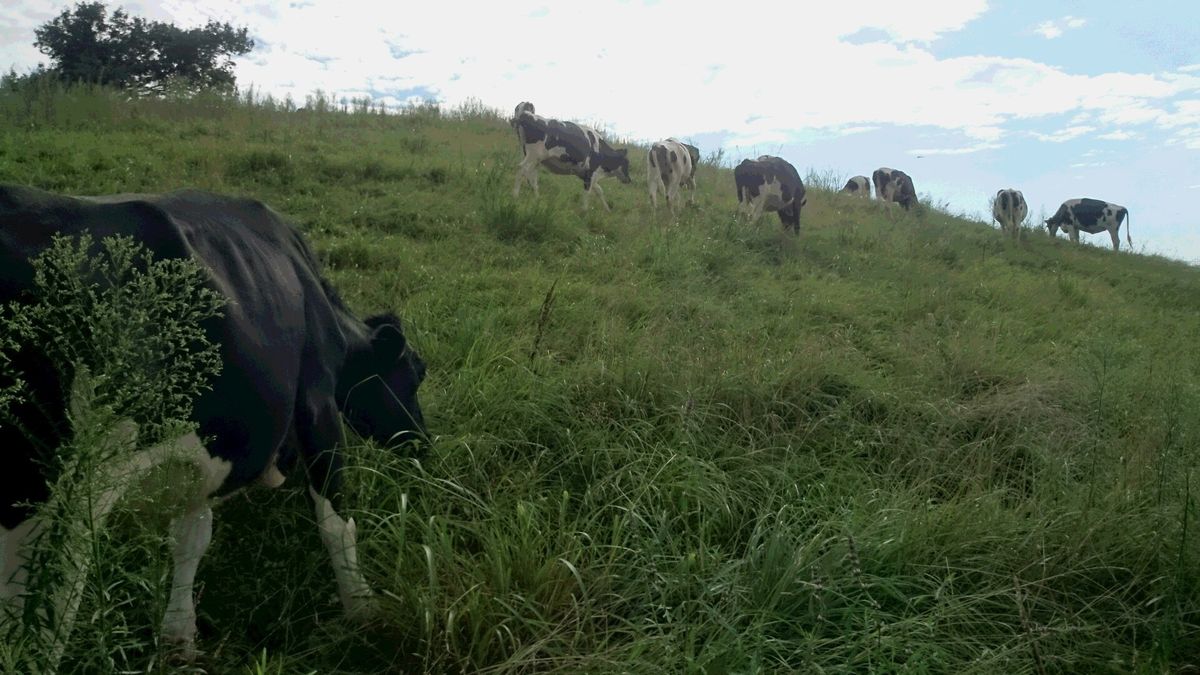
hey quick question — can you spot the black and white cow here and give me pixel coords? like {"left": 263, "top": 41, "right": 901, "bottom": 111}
{"left": 992, "top": 188, "right": 1028, "bottom": 240}
{"left": 1045, "top": 198, "right": 1131, "bottom": 251}
{"left": 647, "top": 138, "right": 700, "bottom": 214}
{"left": 734, "top": 155, "right": 807, "bottom": 234}
{"left": 872, "top": 167, "right": 918, "bottom": 210}
{"left": 512, "top": 107, "right": 631, "bottom": 211}
{"left": 841, "top": 175, "right": 871, "bottom": 198}
{"left": 1, "top": 184, "right": 428, "bottom": 655}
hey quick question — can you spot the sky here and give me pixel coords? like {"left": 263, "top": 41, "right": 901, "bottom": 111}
{"left": 3, "top": 1, "right": 1199, "bottom": 261}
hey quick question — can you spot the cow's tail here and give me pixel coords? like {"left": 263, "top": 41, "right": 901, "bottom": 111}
{"left": 1124, "top": 209, "right": 1132, "bottom": 248}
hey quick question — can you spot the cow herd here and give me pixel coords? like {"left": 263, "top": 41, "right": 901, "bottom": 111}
{"left": 513, "top": 101, "right": 1134, "bottom": 251}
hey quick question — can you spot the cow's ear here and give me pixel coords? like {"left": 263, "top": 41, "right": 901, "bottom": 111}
{"left": 366, "top": 313, "right": 407, "bottom": 361}
{"left": 371, "top": 323, "right": 407, "bottom": 362}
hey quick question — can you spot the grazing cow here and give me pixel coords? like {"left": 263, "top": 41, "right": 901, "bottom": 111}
{"left": 734, "top": 155, "right": 808, "bottom": 234}
{"left": 647, "top": 138, "right": 700, "bottom": 214}
{"left": 872, "top": 167, "right": 918, "bottom": 210}
{"left": 1, "top": 184, "right": 428, "bottom": 655}
{"left": 992, "top": 188, "right": 1029, "bottom": 240}
{"left": 840, "top": 175, "right": 871, "bottom": 198}
{"left": 512, "top": 108, "right": 631, "bottom": 211}
{"left": 1045, "top": 198, "right": 1131, "bottom": 251}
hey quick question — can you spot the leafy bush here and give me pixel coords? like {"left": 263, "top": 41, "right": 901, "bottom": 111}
{"left": 0, "top": 234, "right": 224, "bottom": 672}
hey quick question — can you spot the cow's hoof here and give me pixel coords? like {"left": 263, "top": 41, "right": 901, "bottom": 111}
{"left": 162, "top": 635, "right": 200, "bottom": 664}
{"left": 343, "top": 592, "right": 382, "bottom": 625}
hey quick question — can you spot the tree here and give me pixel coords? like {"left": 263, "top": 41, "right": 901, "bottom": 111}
{"left": 33, "top": 2, "right": 254, "bottom": 95}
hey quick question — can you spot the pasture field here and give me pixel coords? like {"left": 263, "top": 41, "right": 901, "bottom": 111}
{"left": 2, "top": 86, "right": 1199, "bottom": 673}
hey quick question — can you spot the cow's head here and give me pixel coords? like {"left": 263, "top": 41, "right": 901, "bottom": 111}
{"left": 1044, "top": 215, "right": 1063, "bottom": 238}
{"left": 512, "top": 101, "right": 535, "bottom": 127}
{"left": 610, "top": 148, "right": 632, "bottom": 184}
{"left": 339, "top": 313, "right": 428, "bottom": 450}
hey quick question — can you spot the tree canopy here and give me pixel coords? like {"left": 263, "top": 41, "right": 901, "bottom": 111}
{"left": 34, "top": 2, "right": 254, "bottom": 95}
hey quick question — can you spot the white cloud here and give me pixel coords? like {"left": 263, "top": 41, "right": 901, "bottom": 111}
{"left": 1032, "top": 126, "right": 1096, "bottom": 142}
{"left": 909, "top": 142, "right": 1003, "bottom": 156}
{"left": 1035, "top": 15, "right": 1087, "bottom": 39}
{"left": 838, "top": 126, "right": 880, "bottom": 135}
{"left": 1097, "top": 130, "right": 1137, "bottom": 140}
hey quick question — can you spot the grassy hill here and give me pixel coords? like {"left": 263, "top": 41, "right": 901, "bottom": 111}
{"left": 2, "top": 86, "right": 1199, "bottom": 673}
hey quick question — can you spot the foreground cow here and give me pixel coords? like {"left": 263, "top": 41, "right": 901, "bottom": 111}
{"left": 647, "top": 138, "right": 700, "bottom": 214}
{"left": 1, "top": 184, "right": 428, "bottom": 655}
{"left": 1045, "top": 198, "right": 1131, "bottom": 251}
{"left": 992, "top": 188, "right": 1028, "bottom": 240}
{"left": 512, "top": 107, "right": 631, "bottom": 211}
{"left": 872, "top": 167, "right": 918, "bottom": 210}
{"left": 841, "top": 175, "right": 871, "bottom": 198}
{"left": 734, "top": 155, "right": 807, "bottom": 234}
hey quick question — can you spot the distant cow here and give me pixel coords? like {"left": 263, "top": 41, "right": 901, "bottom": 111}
{"left": 734, "top": 155, "right": 807, "bottom": 234}
{"left": 647, "top": 138, "right": 700, "bottom": 214}
{"left": 1045, "top": 198, "right": 1131, "bottom": 251}
{"left": 1, "top": 184, "right": 428, "bottom": 656}
{"left": 992, "top": 189, "right": 1028, "bottom": 240}
{"left": 872, "top": 167, "right": 918, "bottom": 210}
{"left": 841, "top": 175, "right": 871, "bottom": 198}
{"left": 512, "top": 107, "right": 631, "bottom": 211}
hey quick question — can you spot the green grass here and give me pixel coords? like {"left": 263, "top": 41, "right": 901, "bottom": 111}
{"left": 2, "top": 85, "right": 1199, "bottom": 673}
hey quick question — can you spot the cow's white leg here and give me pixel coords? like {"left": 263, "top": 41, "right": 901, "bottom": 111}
{"left": 310, "top": 487, "right": 372, "bottom": 615}
{"left": 1068, "top": 227, "right": 1080, "bottom": 244}
{"left": 528, "top": 167, "right": 541, "bottom": 196}
{"left": 589, "top": 181, "right": 611, "bottom": 212}
{"left": 160, "top": 504, "right": 212, "bottom": 653}
{"left": 740, "top": 197, "right": 756, "bottom": 223}
{"left": 646, "top": 161, "right": 660, "bottom": 210}
{"left": 668, "top": 182, "right": 682, "bottom": 216}
{"left": 1109, "top": 227, "right": 1120, "bottom": 251}
{"left": 512, "top": 162, "right": 529, "bottom": 198}
{"left": 749, "top": 196, "right": 766, "bottom": 223}
{"left": 1, "top": 517, "right": 39, "bottom": 608}
{"left": 513, "top": 154, "right": 542, "bottom": 198}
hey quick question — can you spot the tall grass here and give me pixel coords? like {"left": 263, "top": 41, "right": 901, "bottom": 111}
{"left": 1, "top": 83, "right": 1198, "bottom": 673}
